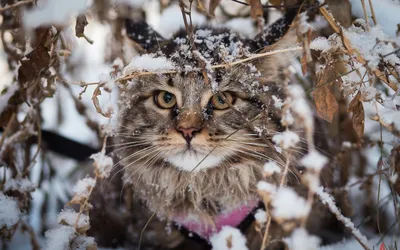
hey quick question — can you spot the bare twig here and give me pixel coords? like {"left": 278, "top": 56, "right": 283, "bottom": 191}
{"left": 0, "top": 0, "right": 35, "bottom": 13}
{"left": 367, "top": 0, "right": 378, "bottom": 25}
{"left": 316, "top": 188, "right": 371, "bottom": 250}
{"left": 319, "top": 6, "right": 398, "bottom": 92}
{"left": 360, "top": 0, "right": 370, "bottom": 31}
{"left": 116, "top": 47, "right": 303, "bottom": 82}
{"left": 0, "top": 113, "right": 16, "bottom": 151}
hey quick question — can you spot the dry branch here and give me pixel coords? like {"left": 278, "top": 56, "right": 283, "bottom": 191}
{"left": 116, "top": 47, "right": 303, "bottom": 82}
{"left": 319, "top": 6, "right": 398, "bottom": 92}
{"left": 0, "top": 0, "right": 35, "bottom": 13}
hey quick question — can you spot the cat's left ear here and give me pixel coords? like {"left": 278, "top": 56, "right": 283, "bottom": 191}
{"left": 125, "top": 19, "right": 167, "bottom": 53}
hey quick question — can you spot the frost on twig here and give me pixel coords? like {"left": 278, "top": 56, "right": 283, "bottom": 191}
{"left": 316, "top": 187, "right": 371, "bottom": 250}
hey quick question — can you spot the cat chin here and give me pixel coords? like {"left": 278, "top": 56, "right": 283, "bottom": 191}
{"left": 166, "top": 152, "right": 223, "bottom": 172}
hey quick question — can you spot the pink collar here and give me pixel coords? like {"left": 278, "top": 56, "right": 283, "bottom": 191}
{"left": 173, "top": 200, "right": 258, "bottom": 240}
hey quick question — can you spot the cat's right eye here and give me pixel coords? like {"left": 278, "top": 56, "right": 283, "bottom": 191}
{"left": 154, "top": 91, "right": 177, "bottom": 109}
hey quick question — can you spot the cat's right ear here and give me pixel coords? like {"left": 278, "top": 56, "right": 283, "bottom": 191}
{"left": 125, "top": 19, "right": 166, "bottom": 53}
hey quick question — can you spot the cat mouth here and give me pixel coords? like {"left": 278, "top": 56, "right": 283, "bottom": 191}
{"left": 165, "top": 149, "right": 224, "bottom": 172}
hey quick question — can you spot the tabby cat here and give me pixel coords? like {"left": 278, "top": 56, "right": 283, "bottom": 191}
{"left": 109, "top": 7, "right": 323, "bottom": 250}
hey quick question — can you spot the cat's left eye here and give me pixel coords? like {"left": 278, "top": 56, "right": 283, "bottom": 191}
{"left": 209, "top": 92, "right": 235, "bottom": 110}
{"left": 154, "top": 91, "right": 177, "bottom": 109}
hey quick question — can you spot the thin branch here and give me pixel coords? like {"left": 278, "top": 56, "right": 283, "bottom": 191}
{"left": 116, "top": 47, "right": 303, "bottom": 82}
{"left": 316, "top": 188, "right": 371, "bottom": 250}
{"left": 0, "top": 0, "right": 35, "bottom": 13}
{"left": 368, "top": 0, "right": 378, "bottom": 25}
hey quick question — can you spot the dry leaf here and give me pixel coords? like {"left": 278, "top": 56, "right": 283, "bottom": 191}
{"left": 313, "top": 67, "right": 339, "bottom": 122}
{"left": 246, "top": 0, "right": 264, "bottom": 20}
{"left": 92, "top": 86, "right": 111, "bottom": 118}
{"left": 347, "top": 92, "right": 365, "bottom": 138}
{"left": 314, "top": 86, "right": 338, "bottom": 123}
{"left": 75, "top": 14, "right": 88, "bottom": 38}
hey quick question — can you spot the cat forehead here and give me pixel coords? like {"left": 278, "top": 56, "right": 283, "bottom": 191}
{"left": 137, "top": 67, "right": 258, "bottom": 93}
{"left": 161, "top": 28, "right": 256, "bottom": 67}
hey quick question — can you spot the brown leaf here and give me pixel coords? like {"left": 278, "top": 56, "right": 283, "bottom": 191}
{"left": 347, "top": 92, "right": 365, "bottom": 138}
{"left": 75, "top": 14, "right": 89, "bottom": 38}
{"left": 246, "top": 0, "right": 264, "bottom": 21}
{"left": 208, "top": 0, "right": 221, "bottom": 17}
{"left": 313, "top": 69, "right": 338, "bottom": 122}
{"left": 92, "top": 86, "right": 111, "bottom": 118}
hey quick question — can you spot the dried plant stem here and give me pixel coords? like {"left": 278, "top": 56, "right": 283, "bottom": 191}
{"left": 367, "top": 0, "right": 377, "bottom": 25}
{"left": 319, "top": 6, "right": 398, "bottom": 92}
{"left": 360, "top": 0, "right": 370, "bottom": 30}
{"left": 213, "top": 47, "right": 302, "bottom": 69}
{"left": 279, "top": 153, "right": 291, "bottom": 187}
{"left": 117, "top": 47, "right": 303, "bottom": 82}
{"left": 0, "top": 0, "right": 35, "bottom": 13}
{"left": 316, "top": 188, "right": 371, "bottom": 250}
{"left": 0, "top": 112, "right": 16, "bottom": 151}
{"left": 260, "top": 213, "right": 272, "bottom": 250}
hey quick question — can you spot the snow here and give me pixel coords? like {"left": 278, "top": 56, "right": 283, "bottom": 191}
{"left": 272, "top": 95, "right": 284, "bottom": 109}
{"left": 316, "top": 187, "right": 370, "bottom": 247}
{"left": 350, "top": 0, "right": 400, "bottom": 37}
{"left": 360, "top": 86, "right": 377, "bottom": 102}
{"left": 123, "top": 54, "right": 176, "bottom": 75}
{"left": 44, "top": 225, "right": 76, "bottom": 250}
{"left": 272, "top": 130, "right": 300, "bottom": 150}
{"left": 310, "top": 37, "right": 330, "bottom": 52}
{"left": 57, "top": 209, "right": 89, "bottom": 230}
{"left": 4, "top": 177, "right": 36, "bottom": 192}
{"left": 298, "top": 12, "right": 313, "bottom": 34}
{"left": 210, "top": 226, "right": 248, "bottom": 250}
{"left": 263, "top": 161, "right": 281, "bottom": 177}
{"left": 285, "top": 228, "right": 321, "bottom": 250}
{"left": 345, "top": 24, "right": 400, "bottom": 70}
{"left": 224, "top": 18, "right": 257, "bottom": 38}
{"left": 90, "top": 151, "right": 114, "bottom": 178}
{"left": 156, "top": 4, "right": 206, "bottom": 39}
{"left": 287, "top": 85, "right": 313, "bottom": 129}
{"left": 272, "top": 187, "right": 310, "bottom": 220}
{"left": 0, "top": 193, "right": 21, "bottom": 228}
{"left": 254, "top": 209, "right": 267, "bottom": 225}
{"left": 257, "top": 181, "right": 277, "bottom": 194}
{"left": 72, "top": 177, "right": 96, "bottom": 200}
{"left": 300, "top": 150, "right": 328, "bottom": 171}
{"left": 24, "top": 0, "right": 89, "bottom": 28}
{"left": 389, "top": 173, "right": 398, "bottom": 184}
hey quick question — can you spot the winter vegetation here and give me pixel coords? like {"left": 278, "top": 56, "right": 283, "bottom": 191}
{"left": 0, "top": 0, "right": 399, "bottom": 250}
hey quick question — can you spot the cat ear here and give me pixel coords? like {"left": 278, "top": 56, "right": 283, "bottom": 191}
{"left": 125, "top": 19, "right": 167, "bottom": 53}
{"left": 253, "top": 8, "right": 300, "bottom": 80}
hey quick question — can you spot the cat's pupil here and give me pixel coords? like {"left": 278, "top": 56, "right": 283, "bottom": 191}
{"left": 218, "top": 95, "right": 225, "bottom": 104}
{"left": 164, "top": 92, "right": 173, "bottom": 103}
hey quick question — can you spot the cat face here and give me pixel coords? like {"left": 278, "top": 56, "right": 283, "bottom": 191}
{"left": 117, "top": 68, "right": 280, "bottom": 172}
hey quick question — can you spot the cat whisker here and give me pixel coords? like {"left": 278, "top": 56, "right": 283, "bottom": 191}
{"left": 103, "top": 145, "right": 158, "bottom": 186}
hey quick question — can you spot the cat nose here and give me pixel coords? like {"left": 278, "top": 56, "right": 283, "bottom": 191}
{"left": 177, "top": 127, "right": 201, "bottom": 143}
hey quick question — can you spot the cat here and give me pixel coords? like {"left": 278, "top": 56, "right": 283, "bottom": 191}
{"left": 109, "top": 7, "right": 320, "bottom": 250}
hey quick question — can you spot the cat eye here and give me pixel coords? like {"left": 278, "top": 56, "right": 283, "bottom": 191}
{"left": 209, "top": 92, "right": 235, "bottom": 110}
{"left": 154, "top": 91, "right": 177, "bottom": 109}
